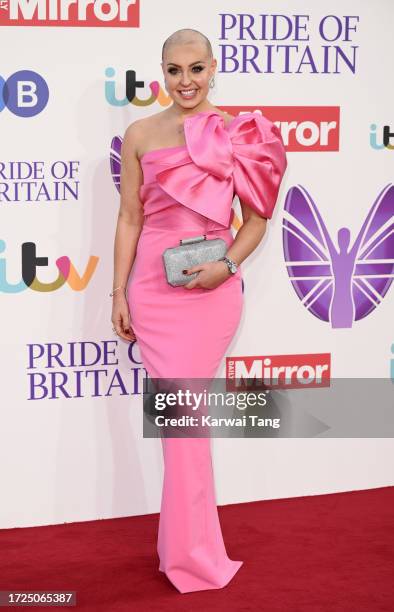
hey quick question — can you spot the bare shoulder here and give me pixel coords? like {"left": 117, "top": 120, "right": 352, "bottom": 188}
{"left": 122, "top": 117, "right": 148, "bottom": 152}
{"left": 123, "top": 112, "right": 166, "bottom": 158}
{"left": 120, "top": 118, "right": 150, "bottom": 181}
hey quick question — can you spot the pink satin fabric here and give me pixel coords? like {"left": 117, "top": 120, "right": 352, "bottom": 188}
{"left": 127, "top": 110, "right": 287, "bottom": 593}
{"left": 140, "top": 109, "right": 288, "bottom": 226}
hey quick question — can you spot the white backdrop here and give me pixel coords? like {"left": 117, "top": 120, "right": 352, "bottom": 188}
{"left": 1, "top": 0, "right": 393, "bottom": 528}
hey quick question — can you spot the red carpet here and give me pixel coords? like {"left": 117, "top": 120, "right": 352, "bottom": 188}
{"left": 1, "top": 486, "right": 393, "bottom": 611}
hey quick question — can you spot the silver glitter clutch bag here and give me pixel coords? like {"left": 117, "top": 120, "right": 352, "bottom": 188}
{"left": 163, "top": 234, "right": 227, "bottom": 287}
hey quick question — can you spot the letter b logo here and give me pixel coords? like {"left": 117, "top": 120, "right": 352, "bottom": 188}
{"left": 1, "top": 70, "right": 49, "bottom": 116}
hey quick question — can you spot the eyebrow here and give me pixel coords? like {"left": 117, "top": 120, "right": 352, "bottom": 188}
{"left": 166, "top": 60, "right": 206, "bottom": 67}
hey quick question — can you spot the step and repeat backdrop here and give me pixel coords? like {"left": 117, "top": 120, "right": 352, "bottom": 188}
{"left": 1, "top": 1, "right": 393, "bottom": 528}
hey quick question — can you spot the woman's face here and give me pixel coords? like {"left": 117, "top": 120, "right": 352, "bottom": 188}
{"left": 161, "top": 42, "right": 216, "bottom": 110}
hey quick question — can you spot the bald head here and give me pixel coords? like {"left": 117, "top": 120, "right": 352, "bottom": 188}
{"left": 161, "top": 28, "right": 213, "bottom": 62}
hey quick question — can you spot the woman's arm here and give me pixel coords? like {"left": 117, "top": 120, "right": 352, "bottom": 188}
{"left": 182, "top": 199, "right": 269, "bottom": 290}
{"left": 225, "top": 200, "right": 268, "bottom": 266}
{"left": 111, "top": 121, "right": 144, "bottom": 342}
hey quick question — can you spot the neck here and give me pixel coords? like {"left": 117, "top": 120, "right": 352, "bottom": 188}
{"left": 170, "top": 103, "right": 215, "bottom": 120}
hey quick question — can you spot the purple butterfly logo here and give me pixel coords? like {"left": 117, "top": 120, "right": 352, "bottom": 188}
{"left": 110, "top": 135, "right": 123, "bottom": 193}
{"left": 282, "top": 184, "right": 394, "bottom": 328}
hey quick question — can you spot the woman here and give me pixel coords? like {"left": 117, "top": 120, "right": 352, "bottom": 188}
{"left": 111, "top": 28, "right": 287, "bottom": 593}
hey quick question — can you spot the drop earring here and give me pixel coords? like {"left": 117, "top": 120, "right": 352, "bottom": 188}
{"left": 209, "top": 76, "right": 215, "bottom": 89}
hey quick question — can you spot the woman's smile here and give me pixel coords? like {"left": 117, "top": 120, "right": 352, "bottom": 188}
{"left": 178, "top": 88, "right": 199, "bottom": 99}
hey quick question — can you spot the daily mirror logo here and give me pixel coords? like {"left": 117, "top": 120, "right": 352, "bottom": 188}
{"left": 0, "top": 0, "right": 140, "bottom": 27}
{"left": 208, "top": 105, "right": 340, "bottom": 151}
{"left": 226, "top": 353, "right": 331, "bottom": 391}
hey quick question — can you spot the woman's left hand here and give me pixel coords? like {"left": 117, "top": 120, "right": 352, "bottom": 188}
{"left": 182, "top": 261, "right": 233, "bottom": 290}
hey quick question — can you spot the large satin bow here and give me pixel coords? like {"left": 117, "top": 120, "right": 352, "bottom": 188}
{"left": 155, "top": 111, "right": 287, "bottom": 227}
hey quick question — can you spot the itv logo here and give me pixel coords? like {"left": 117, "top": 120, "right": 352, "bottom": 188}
{"left": 0, "top": 240, "right": 98, "bottom": 293}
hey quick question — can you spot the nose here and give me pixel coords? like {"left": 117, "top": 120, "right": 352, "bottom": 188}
{"left": 180, "top": 72, "right": 193, "bottom": 87}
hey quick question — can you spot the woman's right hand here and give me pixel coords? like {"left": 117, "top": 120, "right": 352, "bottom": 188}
{"left": 111, "top": 293, "right": 136, "bottom": 342}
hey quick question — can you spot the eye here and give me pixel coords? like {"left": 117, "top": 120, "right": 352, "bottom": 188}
{"left": 167, "top": 65, "right": 204, "bottom": 75}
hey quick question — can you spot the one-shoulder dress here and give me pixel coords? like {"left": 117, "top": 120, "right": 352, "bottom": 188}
{"left": 127, "top": 110, "right": 287, "bottom": 593}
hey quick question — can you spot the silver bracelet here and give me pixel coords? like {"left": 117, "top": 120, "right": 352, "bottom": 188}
{"left": 110, "top": 285, "right": 126, "bottom": 297}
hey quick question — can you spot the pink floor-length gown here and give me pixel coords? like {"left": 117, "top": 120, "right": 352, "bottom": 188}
{"left": 127, "top": 110, "right": 287, "bottom": 593}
